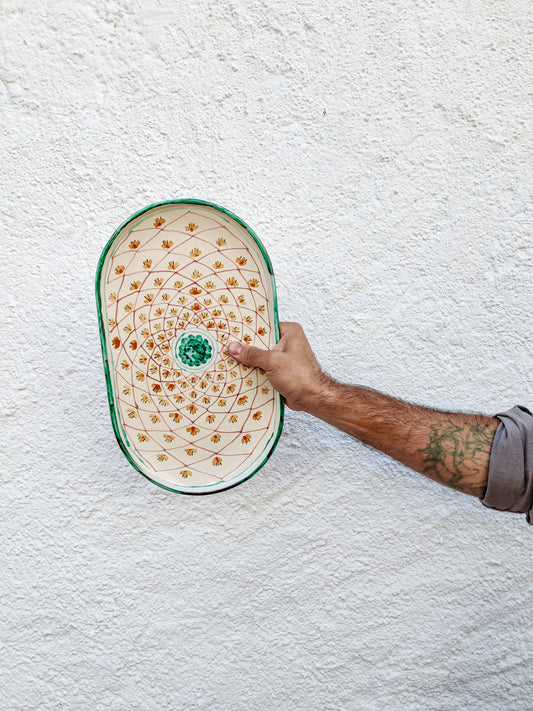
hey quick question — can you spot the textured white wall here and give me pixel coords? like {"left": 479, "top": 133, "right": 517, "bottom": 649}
{"left": 2, "top": 1, "right": 532, "bottom": 709}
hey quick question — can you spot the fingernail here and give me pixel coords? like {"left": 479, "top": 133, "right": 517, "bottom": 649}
{"left": 229, "top": 342, "right": 242, "bottom": 355}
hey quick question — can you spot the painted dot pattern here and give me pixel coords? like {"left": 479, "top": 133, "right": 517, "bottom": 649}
{"left": 99, "top": 203, "right": 281, "bottom": 491}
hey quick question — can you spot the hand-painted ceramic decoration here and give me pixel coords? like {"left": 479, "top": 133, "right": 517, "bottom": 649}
{"left": 96, "top": 199, "right": 284, "bottom": 493}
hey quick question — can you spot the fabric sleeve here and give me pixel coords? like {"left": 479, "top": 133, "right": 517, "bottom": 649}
{"left": 481, "top": 405, "right": 533, "bottom": 524}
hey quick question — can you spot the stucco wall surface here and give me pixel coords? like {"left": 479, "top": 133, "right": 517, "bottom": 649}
{"left": 1, "top": 1, "right": 532, "bottom": 709}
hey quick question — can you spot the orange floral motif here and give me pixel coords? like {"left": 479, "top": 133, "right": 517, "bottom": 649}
{"left": 160, "top": 240, "right": 172, "bottom": 250}
{"left": 168, "top": 261, "right": 179, "bottom": 270}
{"left": 226, "top": 384, "right": 236, "bottom": 394}
{"left": 216, "top": 374, "right": 224, "bottom": 381}
{"left": 129, "top": 340, "right": 137, "bottom": 350}
{"left": 231, "top": 326, "right": 240, "bottom": 335}
{"left": 258, "top": 328, "right": 266, "bottom": 336}
{"left": 216, "top": 237, "right": 226, "bottom": 246}
{"left": 191, "top": 302, "right": 202, "bottom": 311}
{"left": 122, "top": 386, "right": 131, "bottom": 395}
{"left": 218, "top": 322, "right": 227, "bottom": 330}
{"left": 185, "top": 222, "right": 198, "bottom": 232}
{"left": 137, "top": 434, "right": 149, "bottom": 442}
{"left": 180, "top": 470, "right": 192, "bottom": 478}
{"left": 154, "top": 277, "right": 164, "bottom": 286}
{"left": 243, "top": 335, "right": 251, "bottom": 344}
{"left": 157, "top": 454, "right": 168, "bottom": 462}
{"left": 108, "top": 318, "right": 116, "bottom": 328}
{"left": 185, "top": 448, "right": 197, "bottom": 456}
{"left": 174, "top": 280, "right": 183, "bottom": 289}
{"left": 150, "top": 414, "right": 161, "bottom": 424}
{"left": 129, "top": 240, "right": 140, "bottom": 249}
{"left": 127, "top": 409, "right": 137, "bottom": 419}
{"left": 141, "top": 394, "right": 150, "bottom": 404}
{"left": 189, "top": 286, "right": 202, "bottom": 295}
{"left": 226, "top": 277, "right": 238, "bottom": 287}
{"left": 158, "top": 398, "right": 169, "bottom": 407}
{"left": 115, "top": 265, "right": 125, "bottom": 275}
{"left": 139, "top": 313, "right": 147, "bottom": 322}
{"left": 241, "top": 434, "right": 251, "bottom": 444}
{"left": 237, "top": 396, "right": 248, "bottom": 405}
{"left": 152, "top": 384, "right": 162, "bottom": 393}
{"left": 146, "top": 339, "right": 155, "bottom": 350}
{"left": 139, "top": 355, "right": 148, "bottom": 364}
{"left": 187, "top": 426, "right": 200, "bottom": 436}
{"left": 123, "top": 324, "right": 132, "bottom": 333}
{"left": 211, "top": 433, "right": 221, "bottom": 443}
{"left": 202, "top": 397, "right": 211, "bottom": 405}
{"left": 236, "top": 256, "right": 247, "bottom": 266}
{"left": 217, "top": 399, "right": 227, "bottom": 407}
{"left": 136, "top": 371, "right": 145, "bottom": 381}
{"left": 258, "top": 305, "right": 265, "bottom": 313}
{"left": 186, "top": 404, "right": 198, "bottom": 414}
{"left": 124, "top": 303, "right": 133, "bottom": 313}
{"left": 262, "top": 386, "right": 270, "bottom": 394}
{"left": 245, "top": 378, "right": 253, "bottom": 386}
{"left": 248, "top": 278, "right": 259, "bottom": 288}
{"left": 229, "top": 415, "right": 238, "bottom": 423}
{"left": 237, "top": 295, "right": 246, "bottom": 304}
{"left": 244, "top": 316, "right": 252, "bottom": 324}
{"left": 154, "top": 217, "right": 165, "bottom": 227}
{"left": 112, "top": 336, "right": 120, "bottom": 349}
{"left": 121, "top": 360, "right": 129, "bottom": 370}
{"left": 213, "top": 261, "right": 224, "bottom": 269}
{"left": 218, "top": 295, "right": 228, "bottom": 304}
{"left": 143, "top": 259, "right": 152, "bottom": 269}
{"left": 167, "top": 383, "right": 176, "bottom": 392}
{"left": 163, "top": 433, "right": 175, "bottom": 443}
{"left": 203, "top": 298, "right": 212, "bottom": 306}
{"left": 212, "top": 456, "right": 222, "bottom": 466}
{"left": 162, "top": 293, "right": 170, "bottom": 301}
{"left": 129, "top": 281, "right": 140, "bottom": 291}
{"left": 206, "top": 414, "right": 216, "bottom": 423}
{"left": 144, "top": 293, "right": 154, "bottom": 303}
{"left": 173, "top": 395, "right": 185, "bottom": 404}
{"left": 169, "top": 412, "right": 183, "bottom": 423}
{"left": 190, "top": 247, "right": 201, "bottom": 257}
{"left": 253, "top": 411, "right": 262, "bottom": 420}
{"left": 206, "top": 321, "right": 215, "bottom": 329}
{"left": 192, "top": 270, "right": 202, "bottom": 279}
{"left": 109, "top": 292, "right": 117, "bottom": 302}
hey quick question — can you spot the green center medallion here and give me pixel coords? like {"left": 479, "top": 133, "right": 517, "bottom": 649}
{"left": 178, "top": 334, "right": 212, "bottom": 367}
{"left": 172, "top": 328, "right": 217, "bottom": 373}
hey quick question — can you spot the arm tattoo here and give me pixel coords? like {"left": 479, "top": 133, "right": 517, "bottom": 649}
{"left": 418, "top": 421, "right": 494, "bottom": 496}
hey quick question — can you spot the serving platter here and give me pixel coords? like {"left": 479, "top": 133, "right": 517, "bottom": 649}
{"left": 96, "top": 199, "right": 283, "bottom": 493}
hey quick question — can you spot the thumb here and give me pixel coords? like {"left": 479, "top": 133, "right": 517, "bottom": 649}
{"left": 228, "top": 341, "right": 271, "bottom": 369}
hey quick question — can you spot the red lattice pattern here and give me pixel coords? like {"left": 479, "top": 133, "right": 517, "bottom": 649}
{"left": 102, "top": 206, "right": 279, "bottom": 488}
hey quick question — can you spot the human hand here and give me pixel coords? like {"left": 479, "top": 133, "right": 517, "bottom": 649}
{"left": 228, "top": 321, "right": 332, "bottom": 411}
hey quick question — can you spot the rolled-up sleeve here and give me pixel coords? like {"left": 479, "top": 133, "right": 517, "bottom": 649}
{"left": 482, "top": 405, "right": 533, "bottom": 524}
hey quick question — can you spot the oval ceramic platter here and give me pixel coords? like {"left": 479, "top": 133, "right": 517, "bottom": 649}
{"left": 96, "top": 199, "right": 284, "bottom": 494}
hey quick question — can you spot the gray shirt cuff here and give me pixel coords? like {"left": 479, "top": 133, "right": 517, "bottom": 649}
{"left": 482, "top": 405, "right": 533, "bottom": 524}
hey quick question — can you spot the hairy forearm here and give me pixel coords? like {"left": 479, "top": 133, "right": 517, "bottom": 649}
{"left": 305, "top": 380, "right": 499, "bottom": 497}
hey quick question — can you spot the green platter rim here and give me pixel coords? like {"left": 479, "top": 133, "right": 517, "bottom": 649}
{"left": 95, "top": 198, "right": 285, "bottom": 495}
